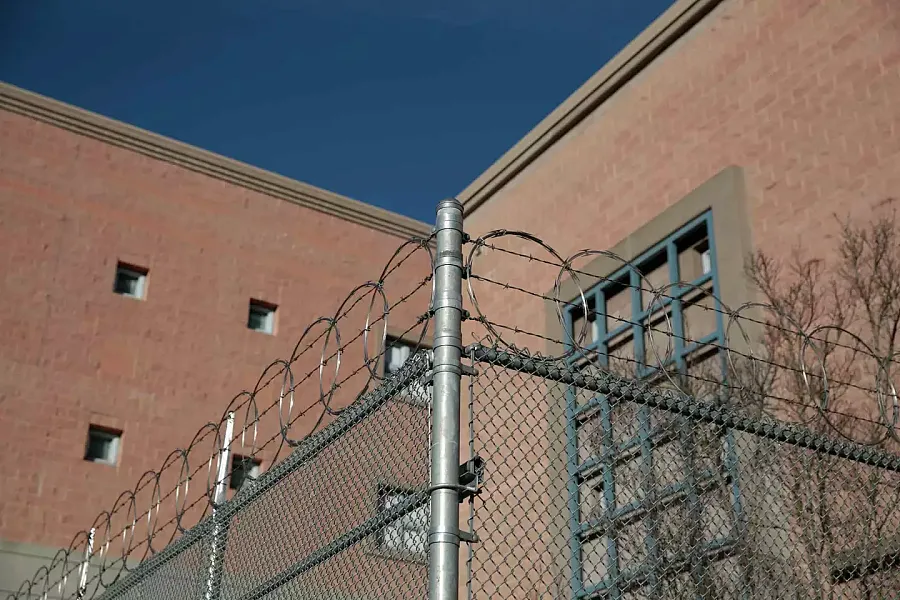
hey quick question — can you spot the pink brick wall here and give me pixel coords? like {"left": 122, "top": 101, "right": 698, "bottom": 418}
{"left": 460, "top": 1, "right": 900, "bottom": 594}
{"left": 468, "top": 0, "right": 900, "bottom": 308}
{"left": 0, "top": 108, "right": 432, "bottom": 548}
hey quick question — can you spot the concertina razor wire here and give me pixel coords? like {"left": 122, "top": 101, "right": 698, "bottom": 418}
{"left": 6, "top": 232, "right": 437, "bottom": 600}
{"left": 7, "top": 202, "right": 900, "bottom": 599}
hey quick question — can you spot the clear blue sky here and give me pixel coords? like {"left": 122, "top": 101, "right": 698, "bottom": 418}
{"left": 1, "top": 1, "right": 674, "bottom": 222}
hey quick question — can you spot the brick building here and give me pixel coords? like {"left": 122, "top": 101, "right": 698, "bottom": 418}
{"left": 3, "top": 0, "right": 900, "bottom": 597}
{"left": 0, "top": 82, "right": 434, "bottom": 594}
{"left": 456, "top": 0, "right": 900, "bottom": 597}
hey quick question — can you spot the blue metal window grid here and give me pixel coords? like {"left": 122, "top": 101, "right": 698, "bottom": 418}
{"left": 563, "top": 212, "right": 747, "bottom": 599}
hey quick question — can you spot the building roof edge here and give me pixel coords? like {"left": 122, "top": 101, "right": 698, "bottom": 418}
{"left": 0, "top": 82, "right": 433, "bottom": 240}
{"left": 457, "top": 0, "right": 725, "bottom": 215}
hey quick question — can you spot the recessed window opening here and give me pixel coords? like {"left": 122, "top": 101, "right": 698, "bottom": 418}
{"left": 85, "top": 426, "right": 122, "bottom": 465}
{"left": 230, "top": 455, "right": 261, "bottom": 490}
{"left": 113, "top": 263, "right": 148, "bottom": 299}
{"left": 377, "top": 486, "right": 429, "bottom": 559}
{"left": 248, "top": 299, "right": 277, "bottom": 334}
{"left": 384, "top": 336, "right": 431, "bottom": 405}
{"left": 563, "top": 212, "right": 744, "bottom": 595}
{"left": 385, "top": 338, "right": 413, "bottom": 376}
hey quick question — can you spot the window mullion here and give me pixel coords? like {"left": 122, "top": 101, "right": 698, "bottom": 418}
{"left": 667, "top": 241, "right": 686, "bottom": 373}
{"left": 630, "top": 268, "right": 644, "bottom": 377}
{"left": 600, "top": 397, "right": 622, "bottom": 600}
{"left": 679, "top": 419, "right": 717, "bottom": 597}
{"left": 597, "top": 292, "right": 608, "bottom": 368}
{"left": 670, "top": 238, "right": 715, "bottom": 596}
{"left": 565, "top": 213, "right": 748, "bottom": 597}
{"left": 638, "top": 405, "right": 662, "bottom": 595}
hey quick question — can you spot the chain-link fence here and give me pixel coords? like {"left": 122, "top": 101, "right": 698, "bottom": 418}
{"left": 6, "top": 352, "right": 436, "bottom": 600}
{"left": 4, "top": 226, "right": 438, "bottom": 600}
{"left": 458, "top": 216, "right": 900, "bottom": 599}
{"left": 465, "top": 345, "right": 900, "bottom": 599}
{"left": 98, "top": 352, "right": 433, "bottom": 600}
{"left": 8, "top": 201, "right": 900, "bottom": 600}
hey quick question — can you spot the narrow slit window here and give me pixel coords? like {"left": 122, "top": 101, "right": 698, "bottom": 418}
{"left": 384, "top": 336, "right": 431, "bottom": 405}
{"left": 85, "top": 426, "right": 122, "bottom": 465}
{"left": 248, "top": 300, "right": 276, "bottom": 334}
{"left": 113, "top": 263, "right": 148, "bottom": 299}
{"left": 385, "top": 339, "right": 412, "bottom": 376}
{"left": 230, "top": 455, "right": 261, "bottom": 490}
{"left": 377, "top": 487, "right": 429, "bottom": 559}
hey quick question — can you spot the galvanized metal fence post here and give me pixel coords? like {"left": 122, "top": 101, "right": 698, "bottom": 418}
{"left": 205, "top": 411, "right": 235, "bottom": 600}
{"left": 429, "top": 198, "right": 465, "bottom": 600}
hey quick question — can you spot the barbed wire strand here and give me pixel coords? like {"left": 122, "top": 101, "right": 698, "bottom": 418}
{"left": 473, "top": 317, "right": 898, "bottom": 437}
{"left": 467, "top": 238, "right": 900, "bottom": 367}
{"left": 7, "top": 235, "right": 437, "bottom": 600}
{"left": 469, "top": 273, "right": 894, "bottom": 402}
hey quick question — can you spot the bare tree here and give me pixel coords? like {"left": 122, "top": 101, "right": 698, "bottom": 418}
{"left": 734, "top": 214, "right": 900, "bottom": 600}
{"left": 578, "top": 215, "right": 900, "bottom": 599}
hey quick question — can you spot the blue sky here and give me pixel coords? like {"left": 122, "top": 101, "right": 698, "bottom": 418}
{"left": 1, "top": 1, "right": 674, "bottom": 222}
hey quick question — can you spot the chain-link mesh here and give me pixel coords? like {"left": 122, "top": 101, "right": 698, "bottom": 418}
{"left": 98, "top": 528, "right": 212, "bottom": 600}
{"left": 4, "top": 229, "right": 437, "bottom": 600}
{"left": 10, "top": 208, "right": 900, "bottom": 600}
{"left": 467, "top": 346, "right": 900, "bottom": 600}
{"left": 90, "top": 352, "right": 432, "bottom": 600}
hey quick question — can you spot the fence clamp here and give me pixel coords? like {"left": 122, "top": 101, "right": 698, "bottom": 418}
{"left": 458, "top": 456, "right": 484, "bottom": 545}
{"left": 458, "top": 529, "right": 480, "bottom": 544}
{"left": 420, "top": 363, "right": 478, "bottom": 387}
{"left": 459, "top": 455, "right": 484, "bottom": 500}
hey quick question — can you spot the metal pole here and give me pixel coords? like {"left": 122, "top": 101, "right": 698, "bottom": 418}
{"left": 206, "top": 412, "right": 235, "bottom": 600}
{"left": 429, "top": 198, "right": 464, "bottom": 600}
{"left": 76, "top": 528, "right": 95, "bottom": 599}
{"left": 465, "top": 346, "right": 476, "bottom": 600}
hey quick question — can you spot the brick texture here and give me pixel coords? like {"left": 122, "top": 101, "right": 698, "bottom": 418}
{"left": 461, "top": 5, "right": 900, "bottom": 593}
{"left": 4, "top": 0, "right": 900, "bottom": 584}
{"left": 0, "top": 108, "right": 432, "bottom": 549}
{"left": 467, "top": 0, "right": 900, "bottom": 325}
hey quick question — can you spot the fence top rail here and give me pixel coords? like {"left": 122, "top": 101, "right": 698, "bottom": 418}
{"left": 463, "top": 223, "right": 900, "bottom": 449}
{"left": 468, "top": 344, "right": 900, "bottom": 474}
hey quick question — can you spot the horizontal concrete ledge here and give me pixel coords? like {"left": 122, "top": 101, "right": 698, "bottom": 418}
{"left": 457, "top": 0, "right": 726, "bottom": 215}
{"left": 0, "top": 82, "right": 433, "bottom": 240}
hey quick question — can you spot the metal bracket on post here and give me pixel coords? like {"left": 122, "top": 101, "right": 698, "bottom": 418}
{"left": 205, "top": 412, "right": 235, "bottom": 600}
{"left": 457, "top": 456, "right": 484, "bottom": 545}
{"left": 458, "top": 456, "right": 484, "bottom": 501}
{"left": 76, "top": 528, "right": 95, "bottom": 599}
{"left": 428, "top": 198, "right": 465, "bottom": 600}
{"left": 420, "top": 364, "right": 477, "bottom": 388}
{"left": 458, "top": 529, "right": 479, "bottom": 544}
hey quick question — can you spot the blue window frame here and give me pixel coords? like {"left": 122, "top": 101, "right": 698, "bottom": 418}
{"left": 563, "top": 212, "right": 746, "bottom": 599}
